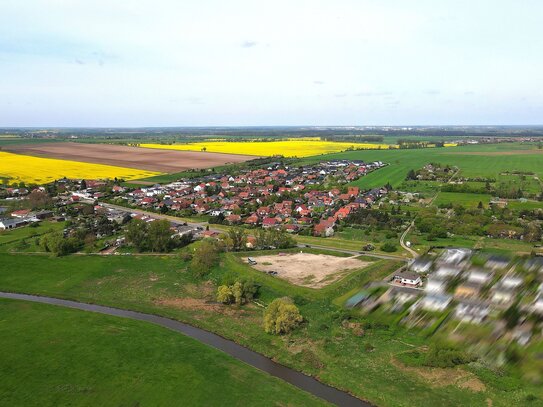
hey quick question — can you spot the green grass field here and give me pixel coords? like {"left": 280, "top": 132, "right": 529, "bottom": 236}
{"left": 0, "top": 298, "right": 325, "bottom": 407}
{"left": 434, "top": 192, "right": 492, "bottom": 208}
{"left": 305, "top": 143, "right": 543, "bottom": 189}
{"left": 0, "top": 251, "right": 539, "bottom": 406}
{"left": 0, "top": 221, "right": 65, "bottom": 252}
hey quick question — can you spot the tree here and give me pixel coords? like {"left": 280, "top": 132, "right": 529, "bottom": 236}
{"left": 27, "top": 190, "right": 52, "bottom": 209}
{"left": 232, "top": 281, "right": 244, "bottom": 305}
{"left": 263, "top": 297, "right": 303, "bottom": 335}
{"left": 217, "top": 279, "right": 258, "bottom": 305}
{"left": 502, "top": 302, "right": 521, "bottom": 329}
{"left": 40, "top": 231, "right": 83, "bottom": 256}
{"left": 217, "top": 285, "right": 234, "bottom": 304}
{"left": 226, "top": 227, "right": 247, "bottom": 252}
{"left": 381, "top": 242, "right": 398, "bottom": 252}
{"left": 125, "top": 218, "right": 149, "bottom": 251}
{"left": 148, "top": 219, "right": 173, "bottom": 252}
{"left": 190, "top": 240, "right": 221, "bottom": 276}
{"left": 477, "top": 201, "right": 484, "bottom": 210}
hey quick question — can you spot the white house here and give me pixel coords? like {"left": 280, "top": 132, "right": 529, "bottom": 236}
{"left": 499, "top": 275, "right": 524, "bottom": 290}
{"left": 466, "top": 269, "right": 492, "bottom": 286}
{"left": 420, "top": 294, "right": 452, "bottom": 312}
{"left": 393, "top": 271, "right": 422, "bottom": 288}
{"left": 491, "top": 286, "right": 515, "bottom": 304}
{"left": 454, "top": 302, "right": 490, "bottom": 324}
{"left": 440, "top": 248, "right": 471, "bottom": 264}
{"left": 410, "top": 258, "right": 432, "bottom": 274}
{"left": 425, "top": 276, "right": 447, "bottom": 293}
{"left": 435, "top": 265, "right": 462, "bottom": 280}
{"left": 485, "top": 256, "right": 510, "bottom": 270}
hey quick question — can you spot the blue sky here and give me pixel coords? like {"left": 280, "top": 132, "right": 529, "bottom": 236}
{"left": 1, "top": 0, "right": 542, "bottom": 126}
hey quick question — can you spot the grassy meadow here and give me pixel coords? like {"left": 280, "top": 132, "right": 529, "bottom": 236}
{"left": 0, "top": 298, "right": 326, "bottom": 407}
{"left": 305, "top": 143, "right": 543, "bottom": 189}
{"left": 0, "top": 250, "right": 539, "bottom": 406}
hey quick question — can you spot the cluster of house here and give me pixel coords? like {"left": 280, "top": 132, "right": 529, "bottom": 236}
{"left": 386, "top": 249, "right": 543, "bottom": 345}
{"left": 74, "top": 160, "right": 388, "bottom": 237}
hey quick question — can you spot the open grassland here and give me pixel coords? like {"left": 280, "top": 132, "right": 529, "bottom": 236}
{"left": 0, "top": 221, "right": 65, "bottom": 253}
{"left": 0, "top": 151, "right": 160, "bottom": 184}
{"left": 307, "top": 143, "right": 543, "bottom": 189}
{"left": 140, "top": 140, "right": 393, "bottom": 157}
{"left": 434, "top": 192, "right": 492, "bottom": 208}
{"left": 0, "top": 250, "right": 537, "bottom": 406}
{"left": 0, "top": 298, "right": 325, "bottom": 407}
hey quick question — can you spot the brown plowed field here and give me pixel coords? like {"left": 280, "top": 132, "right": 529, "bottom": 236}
{"left": 6, "top": 142, "right": 257, "bottom": 173}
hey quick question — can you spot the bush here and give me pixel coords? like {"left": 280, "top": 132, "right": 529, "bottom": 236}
{"left": 217, "top": 285, "right": 234, "bottom": 304}
{"left": 263, "top": 297, "right": 303, "bottom": 335}
{"left": 216, "top": 279, "right": 258, "bottom": 305}
{"left": 380, "top": 242, "right": 398, "bottom": 252}
{"left": 40, "top": 231, "right": 83, "bottom": 256}
{"left": 190, "top": 240, "right": 221, "bottom": 276}
{"left": 423, "top": 343, "right": 475, "bottom": 368}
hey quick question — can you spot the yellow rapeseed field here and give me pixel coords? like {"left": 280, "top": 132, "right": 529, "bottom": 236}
{"left": 0, "top": 152, "right": 161, "bottom": 184}
{"left": 140, "top": 140, "right": 394, "bottom": 157}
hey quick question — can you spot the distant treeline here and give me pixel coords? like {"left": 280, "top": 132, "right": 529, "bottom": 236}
{"left": 3, "top": 126, "right": 543, "bottom": 140}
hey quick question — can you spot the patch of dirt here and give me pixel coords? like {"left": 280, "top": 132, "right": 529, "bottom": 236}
{"left": 154, "top": 297, "right": 249, "bottom": 318}
{"left": 6, "top": 142, "right": 257, "bottom": 173}
{"left": 247, "top": 252, "right": 369, "bottom": 288}
{"left": 391, "top": 354, "right": 486, "bottom": 393}
{"left": 155, "top": 297, "right": 222, "bottom": 312}
{"left": 181, "top": 281, "right": 215, "bottom": 298}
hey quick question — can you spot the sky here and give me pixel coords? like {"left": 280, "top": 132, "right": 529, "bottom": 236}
{"left": 1, "top": 0, "right": 542, "bottom": 127}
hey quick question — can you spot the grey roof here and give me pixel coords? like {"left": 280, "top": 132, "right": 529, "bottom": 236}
{"left": 395, "top": 271, "right": 420, "bottom": 280}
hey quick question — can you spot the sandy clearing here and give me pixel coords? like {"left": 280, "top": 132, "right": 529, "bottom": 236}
{"left": 6, "top": 142, "right": 257, "bottom": 173}
{"left": 391, "top": 355, "right": 486, "bottom": 392}
{"left": 247, "top": 252, "right": 369, "bottom": 288}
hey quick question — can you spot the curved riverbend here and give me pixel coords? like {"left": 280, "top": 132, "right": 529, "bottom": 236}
{"left": 0, "top": 292, "right": 371, "bottom": 407}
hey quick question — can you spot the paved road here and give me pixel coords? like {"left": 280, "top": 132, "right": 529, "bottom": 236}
{"left": 399, "top": 220, "right": 418, "bottom": 259}
{"left": 0, "top": 291, "right": 371, "bottom": 407}
{"left": 97, "top": 201, "right": 224, "bottom": 234}
{"left": 98, "top": 201, "right": 406, "bottom": 262}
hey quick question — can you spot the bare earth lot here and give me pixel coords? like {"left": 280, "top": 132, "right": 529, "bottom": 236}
{"left": 6, "top": 142, "right": 257, "bottom": 173}
{"left": 247, "top": 252, "right": 370, "bottom": 288}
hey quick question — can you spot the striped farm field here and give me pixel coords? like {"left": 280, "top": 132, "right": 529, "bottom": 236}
{"left": 0, "top": 151, "right": 161, "bottom": 184}
{"left": 309, "top": 142, "right": 543, "bottom": 189}
{"left": 140, "top": 140, "right": 394, "bottom": 158}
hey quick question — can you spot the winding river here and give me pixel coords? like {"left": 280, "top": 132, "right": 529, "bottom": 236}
{"left": 0, "top": 291, "right": 371, "bottom": 407}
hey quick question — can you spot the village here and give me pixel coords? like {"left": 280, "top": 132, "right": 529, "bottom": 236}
{"left": 351, "top": 248, "right": 543, "bottom": 348}
{"left": 60, "top": 159, "right": 388, "bottom": 237}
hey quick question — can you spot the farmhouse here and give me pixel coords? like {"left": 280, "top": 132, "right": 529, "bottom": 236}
{"left": 0, "top": 218, "right": 28, "bottom": 230}
{"left": 393, "top": 271, "right": 422, "bottom": 288}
